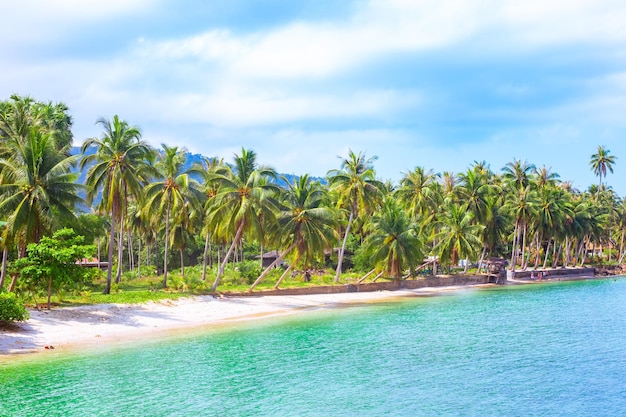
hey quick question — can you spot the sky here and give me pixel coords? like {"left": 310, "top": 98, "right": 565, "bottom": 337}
{"left": 2, "top": 0, "right": 626, "bottom": 194}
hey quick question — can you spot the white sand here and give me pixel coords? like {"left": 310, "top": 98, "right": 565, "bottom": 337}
{"left": 0, "top": 286, "right": 484, "bottom": 358}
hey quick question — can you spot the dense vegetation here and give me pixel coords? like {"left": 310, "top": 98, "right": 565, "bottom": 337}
{"left": 0, "top": 94, "right": 622, "bottom": 314}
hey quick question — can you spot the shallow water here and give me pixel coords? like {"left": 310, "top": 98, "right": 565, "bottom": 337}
{"left": 2, "top": 278, "right": 626, "bottom": 416}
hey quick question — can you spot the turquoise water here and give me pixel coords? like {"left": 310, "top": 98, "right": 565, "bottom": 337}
{"left": 1, "top": 278, "right": 626, "bottom": 416}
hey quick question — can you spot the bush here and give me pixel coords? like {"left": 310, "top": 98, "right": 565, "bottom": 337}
{"left": 238, "top": 261, "right": 262, "bottom": 285}
{"left": 0, "top": 293, "right": 29, "bottom": 323}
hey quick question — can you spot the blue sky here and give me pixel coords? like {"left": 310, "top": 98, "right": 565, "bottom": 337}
{"left": 2, "top": 0, "right": 626, "bottom": 194}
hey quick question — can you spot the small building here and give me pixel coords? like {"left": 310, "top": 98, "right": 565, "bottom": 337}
{"left": 484, "top": 257, "right": 508, "bottom": 284}
{"left": 255, "top": 250, "right": 284, "bottom": 268}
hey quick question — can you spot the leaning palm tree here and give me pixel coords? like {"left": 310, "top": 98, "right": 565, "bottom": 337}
{"left": 590, "top": 145, "right": 617, "bottom": 187}
{"left": 327, "top": 150, "right": 383, "bottom": 282}
{"left": 250, "top": 174, "right": 338, "bottom": 290}
{"left": 207, "top": 148, "right": 278, "bottom": 292}
{"left": 80, "top": 115, "right": 155, "bottom": 294}
{"left": 143, "top": 144, "right": 202, "bottom": 288}
{"left": 361, "top": 197, "right": 423, "bottom": 281}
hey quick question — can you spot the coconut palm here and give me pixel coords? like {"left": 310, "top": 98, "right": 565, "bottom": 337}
{"left": 433, "top": 203, "right": 483, "bottom": 273}
{"left": 503, "top": 186, "right": 537, "bottom": 270}
{"left": 250, "top": 174, "right": 338, "bottom": 290}
{"left": 0, "top": 127, "right": 82, "bottom": 252}
{"left": 207, "top": 148, "right": 278, "bottom": 292}
{"left": 143, "top": 145, "right": 202, "bottom": 288}
{"left": 327, "top": 150, "right": 383, "bottom": 282}
{"left": 361, "top": 197, "right": 423, "bottom": 280}
{"left": 0, "top": 95, "right": 73, "bottom": 153}
{"left": 590, "top": 145, "right": 617, "bottom": 187}
{"left": 80, "top": 115, "right": 154, "bottom": 294}
{"left": 502, "top": 159, "right": 536, "bottom": 191}
{"left": 191, "top": 157, "right": 228, "bottom": 281}
{"left": 395, "top": 166, "right": 439, "bottom": 220}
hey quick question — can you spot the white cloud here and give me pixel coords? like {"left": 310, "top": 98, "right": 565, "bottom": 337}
{"left": 0, "top": 0, "right": 152, "bottom": 46}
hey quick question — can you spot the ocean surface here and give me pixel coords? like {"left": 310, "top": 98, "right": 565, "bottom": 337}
{"left": 1, "top": 278, "right": 625, "bottom": 416}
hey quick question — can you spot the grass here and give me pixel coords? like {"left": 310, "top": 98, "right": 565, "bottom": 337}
{"left": 32, "top": 266, "right": 373, "bottom": 307}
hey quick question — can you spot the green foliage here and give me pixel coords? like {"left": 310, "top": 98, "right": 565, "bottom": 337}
{"left": 352, "top": 245, "right": 375, "bottom": 272}
{"left": 237, "top": 261, "right": 262, "bottom": 284}
{"left": 12, "top": 228, "right": 95, "bottom": 308}
{"left": 0, "top": 292, "right": 29, "bottom": 322}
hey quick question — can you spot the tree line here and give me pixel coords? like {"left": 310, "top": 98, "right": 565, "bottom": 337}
{"left": 0, "top": 94, "right": 622, "bottom": 298}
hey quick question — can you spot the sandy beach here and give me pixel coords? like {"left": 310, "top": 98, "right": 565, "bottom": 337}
{"left": 1, "top": 286, "right": 483, "bottom": 359}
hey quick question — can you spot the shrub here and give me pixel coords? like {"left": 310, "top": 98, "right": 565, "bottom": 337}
{"left": 0, "top": 293, "right": 29, "bottom": 323}
{"left": 238, "top": 261, "right": 262, "bottom": 285}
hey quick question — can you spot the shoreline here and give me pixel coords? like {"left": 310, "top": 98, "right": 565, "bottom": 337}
{"left": 0, "top": 274, "right": 607, "bottom": 361}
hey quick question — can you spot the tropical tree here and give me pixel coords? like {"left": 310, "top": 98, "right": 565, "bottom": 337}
{"left": 361, "top": 197, "right": 423, "bottom": 281}
{"left": 503, "top": 186, "right": 537, "bottom": 270}
{"left": 0, "top": 127, "right": 82, "bottom": 252}
{"left": 13, "top": 228, "right": 94, "bottom": 310}
{"left": 395, "top": 166, "right": 439, "bottom": 220}
{"left": 143, "top": 145, "right": 202, "bottom": 288}
{"left": 80, "top": 115, "right": 154, "bottom": 294}
{"left": 327, "top": 150, "right": 383, "bottom": 282}
{"left": 590, "top": 145, "right": 617, "bottom": 187}
{"left": 191, "top": 157, "right": 228, "bottom": 281}
{"left": 433, "top": 203, "right": 483, "bottom": 272}
{"left": 250, "top": 174, "right": 338, "bottom": 290}
{"left": 502, "top": 159, "right": 536, "bottom": 191}
{"left": 207, "top": 148, "right": 278, "bottom": 292}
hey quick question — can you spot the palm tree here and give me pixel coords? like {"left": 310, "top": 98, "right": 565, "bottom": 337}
{"left": 361, "top": 197, "right": 423, "bottom": 281}
{"left": 433, "top": 203, "right": 483, "bottom": 273}
{"left": 80, "top": 115, "right": 154, "bottom": 294}
{"left": 191, "top": 157, "right": 228, "bottom": 281}
{"left": 250, "top": 174, "right": 338, "bottom": 290}
{"left": 0, "top": 127, "right": 82, "bottom": 251}
{"left": 143, "top": 145, "right": 202, "bottom": 288}
{"left": 395, "top": 166, "right": 439, "bottom": 220}
{"left": 590, "top": 145, "right": 617, "bottom": 187}
{"left": 502, "top": 159, "right": 536, "bottom": 191}
{"left": 503, "top": 186, "right": 537, "bottom": 270}
{"left": 207, "top": 148, "right": 278, "bottom": 292}
{"left": 327, "top": 150, "right": 383, "bottom": 282}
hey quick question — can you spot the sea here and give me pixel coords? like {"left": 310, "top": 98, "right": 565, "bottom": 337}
{"left": 1, "top": 278, "right": 625, "bottom": 416}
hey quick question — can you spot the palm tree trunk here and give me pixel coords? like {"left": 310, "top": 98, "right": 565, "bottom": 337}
{"left": 137, "top": 238, "right": 142, "bottom": 279}
{"left": 510, "top": 220, "right": 519, "bottom": 271}
{"left": 128, "top": 230, "right": 134, "bottom": 272}
{"left": 202, "top": 231, "right": 210, "bottom": 281}
{"left": 477, "top": 246, "right": 487, "bottom": 273}
{"left": 180, "top": 248, "right": 185, "bottom": 278}
{"left": 259, "top": 244, "right": 264, "bottom": 268}
{"left": 520, "top": 224, "right": 528, "bottom": 270}
{"left": 115, "top": 221, "right": 124, "bottom": 284}
{"left": 274, "top": 253, "right": 302, "bottom": 289}
{"left": 163, "top": 200, "right": 171, "bottom": 288}
{"left": 358, "top": 268, "right": 377, "bottom": 283}
{"left": 105, "top": 206, "right": 117, "bottom": 294}
{"left": 47, "top": 276, "right": 52, "bottom": 310}
{"left": 0, "top": 248, "right": 7, "bottom": 288}
{"left": 213, "top": 223, "right": 245, "bottom": 292}
{"left": 334, "top": 210, "right": 354, "bottom": 282}
{"left": 552, "top": 242, "right": 562, "bottom": 268}
{"left": 533, "top": 232, "right": 543, "bottom": 269}
{"left": 542, "top": 239, "right": 551, "bottom": 269}
{"left": 250, "top": 241, "right": 298, "bottom": 291}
